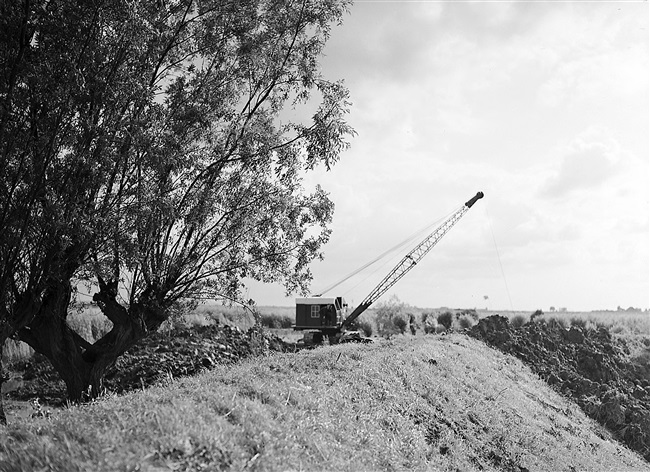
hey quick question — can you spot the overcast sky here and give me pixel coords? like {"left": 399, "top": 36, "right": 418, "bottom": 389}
{"left": 248, "top": 0, "right": 649, "bottom": 312}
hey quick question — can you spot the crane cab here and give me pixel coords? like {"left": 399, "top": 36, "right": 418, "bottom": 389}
{"left": 294, "top": 296, "right": 348, "bottom": 331}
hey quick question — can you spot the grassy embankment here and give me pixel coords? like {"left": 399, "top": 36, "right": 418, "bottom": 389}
{"left": 2, "top": 333, "right": 649, "bottom": 472}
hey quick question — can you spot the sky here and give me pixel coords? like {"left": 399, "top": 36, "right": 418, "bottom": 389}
{"left": 247, "top": 0, "right": 649, "bottom": 312}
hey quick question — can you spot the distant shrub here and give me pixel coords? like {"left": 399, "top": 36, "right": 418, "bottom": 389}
{"left": 510, "top": 314, "right": 527, "bottom": 328}
{"left": 350, "top": 318, "right": 373, "bottom": 337}
{"left": 423, "top": 315, "right": 438, "bottom": 334}
{"left": 393, "top": 316, "right": 407, "bottom": 335}
{"left": 376, "top": 295, "right": 408, "bottom": 338}
{"left": 456, "top": 314, "right": 476, "bottom": 330}
{"left": 459, "top": 309, "right": 479, "bottom": 321}
{"left": 358, "top": 320, "right": 373, "bottom": 337}
{"left": 437, "top": 311, "right": 453, "bottom": 330}
{"left": 530, "top": 309, "right": 544, "bottom": 322}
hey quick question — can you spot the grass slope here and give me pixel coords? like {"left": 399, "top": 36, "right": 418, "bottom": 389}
{"left": 2, "top": 335, "right": 649, "bottom": 472}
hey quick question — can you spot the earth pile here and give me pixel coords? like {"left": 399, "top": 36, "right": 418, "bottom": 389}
{"left": 10, "top": 323, "right": 288, "bottom": 404}
{"left": 469, "top": 315, "right": 650, "bottom": 461}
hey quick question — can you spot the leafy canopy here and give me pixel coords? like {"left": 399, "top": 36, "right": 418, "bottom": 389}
{"left": 1, "top": 0, "right": 355, "bottom": 317}
{"left": 0, "top": 0, "right": 355, "bottom": 400}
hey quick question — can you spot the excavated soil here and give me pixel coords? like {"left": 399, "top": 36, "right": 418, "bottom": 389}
{"left": 468, "top": 315, "right": 650, "bottom": 461}
{"left": 7, "top": 323, "right": 289, "bottom": 406}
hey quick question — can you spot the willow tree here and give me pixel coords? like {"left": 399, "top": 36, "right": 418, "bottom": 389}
{"left": 0, "top": 0, "right": 354, "bottom": 403}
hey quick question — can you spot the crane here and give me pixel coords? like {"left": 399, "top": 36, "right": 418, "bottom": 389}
{"left": 294, "top": 191, "right": 484, "bottom": 343}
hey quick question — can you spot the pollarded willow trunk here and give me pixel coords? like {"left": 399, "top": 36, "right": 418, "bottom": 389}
{"left": 19, "top": 278, "right": 170, "bottom": 401}
{"left": 17, "top": 279, "right": 96, "bottom": 401}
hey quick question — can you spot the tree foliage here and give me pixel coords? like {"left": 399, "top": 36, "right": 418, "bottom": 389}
{"left": 0, "top": 0, "right": 354, "bottom": 402}
{"left": 375, "top": 295, "right": 408, "bottom": 339}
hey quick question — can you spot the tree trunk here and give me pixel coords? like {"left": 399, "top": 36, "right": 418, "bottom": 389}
{"left": 19, "top": 278, "right": 169, "bottom": 402}
{"left": 20, "top": 308, "right": 142, "bottom": 401}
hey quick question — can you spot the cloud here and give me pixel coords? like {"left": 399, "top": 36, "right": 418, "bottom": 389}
{"left": 540, "top": 130, "right": 623, "bottom": 198}
{"left": 538, "top": 46, "right": 648, "bottom": 108}
{"left": 322, "top": 2, "right": 441, "bottom": 84}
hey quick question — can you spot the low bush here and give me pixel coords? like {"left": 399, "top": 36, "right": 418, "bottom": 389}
{"left": 375, "top": 295, "right": 408, "bottom": 339}
{"left": 422, "top": 314, "right": 438, "bottom": 334}
{"left": 393, "top": 316, "right": 407, "bottom": 335}
{"left": 510, "top": 314, "right": 527, "bottom": 328}
{"left": 349, "top": 319, "right": 373, "bottom": 337}
{"left": 530, "top": 309, "right": 544, "bottom": 322}
{"left": 437, "top": 311, "right": 454, "bottom": 330}
{"left": 358, "top": 320, "right": 373, "bottom": 337}
{"left": 456, "top": 314, "right": 476, "bottom": 330}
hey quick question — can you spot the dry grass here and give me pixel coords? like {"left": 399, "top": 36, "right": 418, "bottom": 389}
{"left": 1, "top": 339, "right": 32, "bottom": 364}
{"left": 1, "top": 335, "right": 648, "bottom": 471}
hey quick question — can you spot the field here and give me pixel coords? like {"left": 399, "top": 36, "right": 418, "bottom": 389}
{"left": 1, "top": 305, "right": 649, "bottom": 471}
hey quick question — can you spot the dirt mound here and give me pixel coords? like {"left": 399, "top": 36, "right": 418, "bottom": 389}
{"left": 10, "top": 323, "right": 288, "bottom": 404}
{"left": 469, "top": 315, "right": 650, "bottom": 461}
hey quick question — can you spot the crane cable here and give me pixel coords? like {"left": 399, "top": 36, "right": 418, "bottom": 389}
{"left": 484, "top": 202, "right": 515, "bottom": 312}
{"left": 315, "top": 205, "right": 461, "bottom": 297}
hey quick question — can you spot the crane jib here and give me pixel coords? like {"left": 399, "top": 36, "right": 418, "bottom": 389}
{"left": 340, "top": 191, "right": 485, "bottom": 330}
{"left": 465, "top": 192, "right": 484, "bottom": 208}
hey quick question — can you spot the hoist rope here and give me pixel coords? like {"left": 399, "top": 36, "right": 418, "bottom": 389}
{"left": 316, "top": 205, "right": 460, "bottom": 297}
{"left": 484, "top": 202, "right": 514, "bottom": 312}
